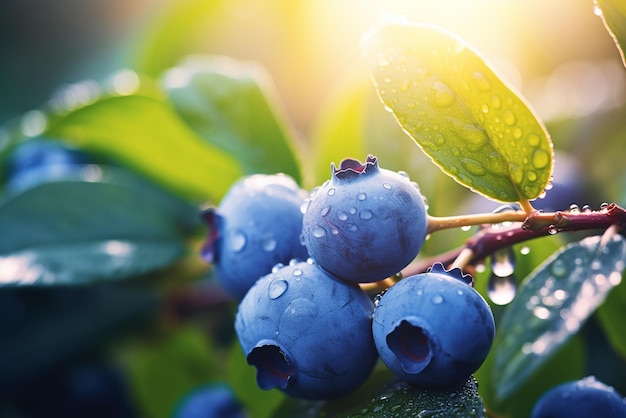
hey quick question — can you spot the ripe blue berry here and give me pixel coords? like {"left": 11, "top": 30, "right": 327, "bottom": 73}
{"left": 174, "top": 384, "right": 245, "bottom": 418}
{"left": 200, "top": 174, "right": 309, "bottom": 300}
{"left": 301, "top": 155, "right": 427, "bottom": 283}
{"left": 4, "top": 138, "right": 90, "bottom": 193}
{"left": 372, "top": 263, "right": 495, "bottom": 389}
{"left": 235, "top": 260, "right": 378, "bottom": 400}
{"left": 531, "top": 376, "right": 626, "bottom": 418}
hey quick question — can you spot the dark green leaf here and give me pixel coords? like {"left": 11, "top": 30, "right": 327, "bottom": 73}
{"left": 597, "top": 270, "right": 626, "bottom": 356}
{"left": 164, "top": 55, "right": 302, "bottom": 184}
{"left": 595, "top": 0, "right": 626, "bottom": 68}
{"left": 0, "top": 286, "right": 158, "bottom": 389}
{"left": 362, "top": 21, "right": 553, "bottom": 203}
{"left": 126, "top": 325, "right": 219, "bottom": 418}
{"left": 492, "top": 234, "right": 626, "bottom": 401}
{"left": 0, "top": 167, "right": 199, "bottom": 286}
{"left": 45, "top": 94, "right": 243, "bottom": 203}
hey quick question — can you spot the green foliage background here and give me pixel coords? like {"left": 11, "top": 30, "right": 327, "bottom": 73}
{"left": 1, "top": 1, "right": 626, "bottom": 417}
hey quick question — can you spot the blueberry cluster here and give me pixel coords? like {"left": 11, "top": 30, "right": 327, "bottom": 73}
{"left": 201, "top": 155, "right": 495, "bottom": 400}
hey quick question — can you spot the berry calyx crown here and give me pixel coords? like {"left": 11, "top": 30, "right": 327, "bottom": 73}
{"left": 428, "top": 262, "right": 474, "bottom": 287}
{"left": 331, "top": 154, "right": 380, "bottom": 181}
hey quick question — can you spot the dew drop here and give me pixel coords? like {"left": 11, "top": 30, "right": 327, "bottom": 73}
{"left": 461, "top": 225, "right": 472, "bottom": 232}
{"left": 431, "top": 294, "right": 444, "bottom": 304}
{"left": 357, "top": 192, "right": 367, "bottom": 201}
{"left": 293, "top": 268, "right": 303, "bottom": 277}
{"left": 313, "top": 226, "right": 327, "bottom": 237}
{"left": 383, "top": 183, "right": 392, "bottom": 190}
{"left": 300, "top": 198, "right": 311, "bottom": 214}
{"left": 527, "top": 134, "right": 540, "bottom": 147}
{"left": 491, "top": 95, "right": 502, "bottom": 109}
{"left": 474, "top": 71, "right": 491, "bottom": 91}
{"left": 513, "top": 127, "right": 523, "bottom": 139}
{"left": 527, "top": 171, "right": 538, "bottom": 182}
{"left": 359, "top": 209, "right": 373, "bottom": 220}
{"left": 593, "top": 2, "right": 603, "bottom": 16}
{"left": 229, "top": 230, "right": 247, "bottom": 252}
{"left": 520, "top": 246, "right": 531, "bottom": 255}
{"left": 327, "top": 188, "right": 336, "bottom": 196}
{"left": 349, "top": 207, "right": 357, "bottom": 215}
{"left": 550, "top": 259, "right": 567, "bottom": 277}
{"left": 503, "top": 110, "right": 516, "bottom": 126}
{"left": 348, "top": 223, "right": 358, "bottom": 232}
{"left": 271, "top": 263, "right": 285, "bottom": 273}
{"left": 532, "top": 149, "right": 550, "bottom": 169}
{"left": 268, "top": 278, "right": 288, "bottom": 299}
{"left": 397, "top": 170, "right": 409, "bottom": 178}
{"left": 547, "top": 225, "right": 559, "bottom": 235}
{"left": 569, "top": 204, "right": 581, "bottom": 214}
{"left": 488, "top": 274, "right": 517, "bottom": 305}
{"left": 330, "top": 225, "right": 339, "bottom": 235}
{"left": 582, "top": 204, "right": 592, "bottom": 212}
{"left": 432, "top": 81, "right": 456, "bottom": 107}
{"left": 491, "top": 247, "right": 516, "bottom": 278}
{"left": 320, "top": 205, "right": 331, "bottom": 216}
{"left": 481, "top": 104, "right": 489, "bottom": 113}
{"left": 461, "top": 158, "right": 486, "bottom": 176}
{"left": 337, "top": 211, "right": 348, "bottom": 221}
{"left": 261, "top": 237, "right": 277, "bottom": 252}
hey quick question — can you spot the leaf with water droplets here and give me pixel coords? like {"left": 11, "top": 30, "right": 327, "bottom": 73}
{"left": 594, "top": 0, "right": 626, "bottom": 68}
{"left": 362, "top": 21, "right": 554, "bottom": 203}
{"left": 491, "top": 234, "right": 626, "bottom": 402}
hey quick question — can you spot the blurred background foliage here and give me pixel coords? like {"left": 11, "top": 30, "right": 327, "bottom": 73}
{"left": 0, "top": 1, "right": 625, "bottom": 417}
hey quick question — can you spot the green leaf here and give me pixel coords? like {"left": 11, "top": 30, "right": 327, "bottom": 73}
{"left": 163, "top": 55, "right": 302, "bottom": 184}
{"left": 597, "top": 270, "right": 626, "bottom": 356}
{"left": 491, "top": 233, "right": 626, "bottom": 401}
{"left": 362, "top": 21, "right": 554, "bottom": 203}
{"left": 595, "top": 0, "right": 626, "bottom": 68}
{"left": 0, "top": 167, "right": 198, "bottom": 286}
{"left": 126, "top": 326, "right": 219, "bottom": 418}
{"left": 45, "top": 94, "right": 243, "bottom": 203}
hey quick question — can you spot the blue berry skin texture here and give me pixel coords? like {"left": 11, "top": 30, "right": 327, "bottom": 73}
{"left": 235, "top": 260, "right": 379, "bottom": 400}
{"left": 4, "top": 138, "right": 90, "bottom": 193}
{"left": 200, "top": 173, "right": 309, "bottom": 300}
{"left": 173, "top": 384, "right": 245, "bottom": 418}
{"left": 301, "top": 155, "right": 428, "bottom": 283}
{"left": 531, "top": 376, "right": 626, "bottom": 418}
{"left": 372, "top": 263, "right": 495, "bottom": 389}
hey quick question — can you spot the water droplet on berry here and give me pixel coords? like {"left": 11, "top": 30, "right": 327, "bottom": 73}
{"left": 320, "top": 205, "right": 331, "bottom": 216}
{"left": 271, "top": 263, "right": 285, "bottom": 273}
{"left": 293, "top": 268, "right": 303, "bottom": 277}
{"left": 397, "top": 171, "right": 409, "bottom": 178}
{"left": 312, "top": 226, "right": 326, "bottom": 238}
{"left": 300, "top": 199, "right": 311, "bottom": 214}
{"left": 229, "top": 230, "right": 247, "bottom": 252}
{"left": 268, "top": 278, "right": 288, "bottom": 299}
{"left": 337, "top": 211, "right": 348, "bottom": 221}
{"left": 383, "top": 183, "right": 392, "bottom": 190}
{"left": 327, "top": 188, "right": 336, "bottom": 196}
{"left": 431, "top": 294, "right": 444, "bottom": 304}
{"left": 357, "top": 192, "right": 367, "bottom": 201}
{"left": 348, "top": 223, "right": 358, "bottom": 232}
{"left": 261, "top": 237, "right": 277, "bottom": 252}
{"left": 488, "top": 274, "right": 516, "bottom": 305}
{"left": 330, "top": 225, "right": 339, "bottom": 235}
{"left": 349, "top": 207, "right": 357, "bottom": 215}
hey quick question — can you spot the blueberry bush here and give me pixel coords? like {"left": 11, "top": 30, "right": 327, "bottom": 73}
{"left": 1, "top": 1, "right": 626, "bottom": 417}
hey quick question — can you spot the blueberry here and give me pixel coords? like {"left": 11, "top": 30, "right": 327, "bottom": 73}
{"left": 4, "top": 138, "right": 91, "bottom": 193}
{"left": 531, "top": 376, "right": 626, "bottom": 418}
{"left": 301, "top": 155, "right": 428, "bottom": 283}
{"left": 200, "top": 173, "right": 309, "bottom": 300}
{"left": 372, "top": 263, "right": 495, "bottom": 388}
{"left": 235, "top": 260, "right": 378, "bottom": 400}
{"left": 173, "top": 383, "right": 245, "bottom": 418}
